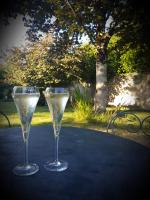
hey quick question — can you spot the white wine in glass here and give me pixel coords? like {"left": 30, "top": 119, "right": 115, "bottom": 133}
{"left": 43, "top": 87, "right": 69, "bottom": 172}
{"left": 12, "top": 86, "right": 40, "bottom": 176}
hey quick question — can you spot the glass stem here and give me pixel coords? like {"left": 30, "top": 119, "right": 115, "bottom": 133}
{"left": 25, "top": 139, "right": 29, "bottom": 166}
{"left": 54, "top": 135, "right": 59, "bottom": 164}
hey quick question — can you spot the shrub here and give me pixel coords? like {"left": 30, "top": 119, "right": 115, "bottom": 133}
{"left": 73, "top": 86, "right": 93, "bottom": 121}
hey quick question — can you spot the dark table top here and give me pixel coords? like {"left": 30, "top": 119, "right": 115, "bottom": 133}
{"left": 0, "top": 125, "right": 150, "bottom": 200}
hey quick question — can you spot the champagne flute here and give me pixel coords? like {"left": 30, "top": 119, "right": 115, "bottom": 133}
{"left": 43, "top": 87, "right": 69, "bottom": 172}
{"left": 12, "top": 86, "right": 40, "bottom": 176}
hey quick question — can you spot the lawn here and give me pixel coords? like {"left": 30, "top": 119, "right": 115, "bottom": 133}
{"left": 0, "top": 101, "right": 150, "bottom": 148}
{"left": 0, "top": 101, "right": 109, "bottom": 130}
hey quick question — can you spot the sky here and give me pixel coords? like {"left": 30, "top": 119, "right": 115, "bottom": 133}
{"left": 0, "top": 15, "right": 27, "bottom": 52}
{"left": 0, "top": 15, "right": 28, "bottom": 64}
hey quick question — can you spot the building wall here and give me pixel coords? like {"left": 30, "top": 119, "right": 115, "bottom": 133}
{"left": 108, "top": 73, "right": 150, "bottom": 110}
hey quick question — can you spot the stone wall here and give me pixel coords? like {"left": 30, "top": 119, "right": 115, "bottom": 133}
{"left": 108, "top": 73, "right": 150, "bottom": 110}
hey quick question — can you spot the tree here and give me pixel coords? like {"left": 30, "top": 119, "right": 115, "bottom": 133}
{"left": 1, "top": 0, "right": 149, "bottom": 111}
{"left": 4, "top": 35, "right": 96, "bottom": 88}
{"left": 106, "top": 32, "right": 150, "bottom": 76}
{"left": 35, "top": 0, "right": 118, "bottom": 111}
{"left": 3, "top": 48, "right": 27, "bottom": 85}
{"left": 60, "top": 44, "right": 96, "bottom": 85}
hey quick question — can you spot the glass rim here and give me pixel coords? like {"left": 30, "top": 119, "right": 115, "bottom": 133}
{"left": 13, "top": 86, "right": 39, "bottom": 88}
{"left": 44, "top": 87, "right": 69, "bottom": 93}
{"left": 45, "top": 86, "right": 69, "bottom": 89}
{"left": 12, "top": 86, "right": 40, "bottom": 94}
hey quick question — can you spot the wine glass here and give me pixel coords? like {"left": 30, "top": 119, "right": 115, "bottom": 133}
{"left": 43, "top": 87, "right": 69, "bottom": 172}
{"left": 12, "top": 86, "right": 40, "bottom": 176}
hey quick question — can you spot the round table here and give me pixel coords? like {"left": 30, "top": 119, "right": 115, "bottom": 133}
{"left": 0, "top": 125, "right": 150, "bottom": 200}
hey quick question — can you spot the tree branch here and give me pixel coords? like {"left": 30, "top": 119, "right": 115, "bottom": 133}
{"left": 65, "top": 0, "right": 95, "bottom": 44}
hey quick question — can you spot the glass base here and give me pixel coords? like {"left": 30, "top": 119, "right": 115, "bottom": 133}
{"left": 44, "top": 160, "right": 68, "bottom": 172}
{"left": 13, "top": 163, "right": 39, "bottom": 176}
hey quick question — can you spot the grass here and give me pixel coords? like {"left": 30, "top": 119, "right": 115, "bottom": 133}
{"left": 0, "top": 102, "right": 51, "bottom": 127}
{"left": 0, "top": 102, "right": 110, "bottom": 132}
{"left": 0, "top": 102, "right": 150, "bottom": 148}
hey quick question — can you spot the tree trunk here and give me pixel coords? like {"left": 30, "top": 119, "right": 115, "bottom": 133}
{"left": 94, "top": 57, "right": 107, "bottom": 112}
{"left": 94, "top": 33, "right": 109, "bottom": 112}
